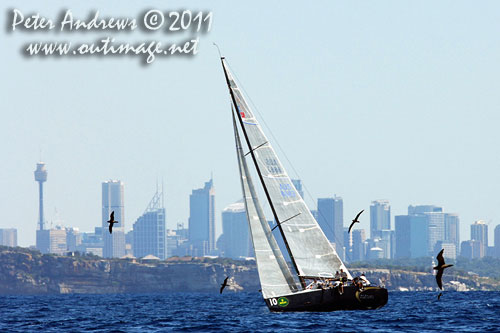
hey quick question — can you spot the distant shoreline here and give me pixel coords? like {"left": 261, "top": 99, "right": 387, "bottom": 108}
{"left": 0, "top": 246, "right": 498, "bottom": 295}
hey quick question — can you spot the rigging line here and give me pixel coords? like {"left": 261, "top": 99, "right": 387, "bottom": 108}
{"left": 244, "top": 141, "right": 268, "bottom": 156}
{"left": 226, "top": 62, "right": 352, "bottom": 264}
{"left": 271, "top": 212, "right": 302, "bottom": 231}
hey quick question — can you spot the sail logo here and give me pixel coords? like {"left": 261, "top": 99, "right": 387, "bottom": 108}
{"left": 265, "top": 158, "right": 283, "bottom": 176}
{"left": 279, "top": 183, "right": 296, "bottom": 198}
{"left": 278, "top": 297, "right": 289, "bottom": 307}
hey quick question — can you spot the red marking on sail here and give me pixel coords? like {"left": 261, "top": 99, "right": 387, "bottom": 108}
{"left": 240, "top": 112, "right": 246, "bottom": 118}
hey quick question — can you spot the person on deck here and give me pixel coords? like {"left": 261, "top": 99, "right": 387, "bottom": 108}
{"left": 360, "top": 273, "right": 370, "bottom": 286}
{"left": 338, "top": 269, "right": 348, "bottom": 294}
{"left": 340, "top": 269, "right": 348, "bottom": 283}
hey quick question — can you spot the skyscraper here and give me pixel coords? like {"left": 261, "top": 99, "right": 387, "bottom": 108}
{"left": 444, "top": 214, "right": 460, "bottom": 257}
{"left": 34, "top": 162, "right": 48, "bottom": 252}
{"left": 188, "top": 178, "right": 215, "bottom": 256}
{"left": 133, "top": 189, "right": 166, "bottom": 260}
{"left": 0, "top": 228, "right": 17, "bottom": 247}
{"left": 317, "top": 196, "right": 343, "bottom": 256}
{"left": 219, "top": 201, "right": 252, "bottom": 259}
{"left": 102, "top": 180, "right": 125, "bottom": 258}
{"left": 395, "top": 214, "right": 428, "bottom": 258}
{"left": 494, "top": 225, "right": 500, "bottom": 258}
{"left": 351, "top": 229, "right": 366, "bottom": 262}
{"left": 406, "top": 205, "right": 448, "bottom": 255}
{"left": 370, "top": 200, "right": 390, "bottom": 238}
{"left": 426, "top": 212, "right": 445, "bottom": 254}
{"left": 471, "top": 220, "right": 488, "bottom": 257}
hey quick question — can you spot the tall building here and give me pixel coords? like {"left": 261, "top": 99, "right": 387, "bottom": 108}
{"left": 291, "top": 179, "right": 304, "bottom": 199}
{"left": 406, "top": 205, "right": 449, "bottom": 255}
{"left": 370, "top": 200, "right": 390, "bottom": 238}
{"left": 188, "top": 178, "right": 215, "bottom": 256}
{"left": 495, "top": 225, "right": 500, "bottom": 258}
{"left": 461, "top": 239, "right": 482, "bottom": 259}
{"left": 219, "top": 201, "right": 252, "bottom": 259}
{"left": 317, "top": 196, "right": 343, "bottom": 256}
{"left": 0, "top": 228, "right": 17, "bottom": 247}
{"left": 34, "top": 162, "right": 48, "bottom": 252}
{"left": 102, "top": 180, "right": 125, "bottom": 258}
{"left": 351, "top": 229, "right": 366, "bottom": 262}
{"left": 444, "top": 214, "right": 460, "bottom": 257}
{"left": 395, "top": 215, "right": 428, "bottom": 258}
{"left": 426, "top": 212, "right": 445, "bottom": 254}
{"left": 471, "top": 220, "right": 488, "bottom": 257}
{"left": 133, "top": 189, "right": 166, "bottom": 260}
{"left": 378, "top": 229, "right": 395, "bottom": 259}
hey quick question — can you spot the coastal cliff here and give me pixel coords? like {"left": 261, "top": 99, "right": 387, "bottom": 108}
{"left": 0, "top": 247, "right": 259, "bottom": 295}
{"left": 0, "top": 247, "right": 498, "bottom": 294}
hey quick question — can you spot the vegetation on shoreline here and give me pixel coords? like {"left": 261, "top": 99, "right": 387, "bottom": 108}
{"left": 348, "top": 256, "right": 500, "bottom": 280}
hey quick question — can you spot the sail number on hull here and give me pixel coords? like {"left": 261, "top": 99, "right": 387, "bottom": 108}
{"left": 269, "top": 297, "right": 290, "bottom": 307}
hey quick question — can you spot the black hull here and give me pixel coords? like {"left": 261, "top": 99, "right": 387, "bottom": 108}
{"left": 265, "top": 286, "right": 388, "bottom": 312}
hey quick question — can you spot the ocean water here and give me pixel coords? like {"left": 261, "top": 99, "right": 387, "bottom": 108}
{"left": 0, "top": 291, "right": 499, "bottom": 332}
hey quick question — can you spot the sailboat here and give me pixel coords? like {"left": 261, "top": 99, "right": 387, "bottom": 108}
{"left": 220, "top": 57, "right": 388, "bottom": 311}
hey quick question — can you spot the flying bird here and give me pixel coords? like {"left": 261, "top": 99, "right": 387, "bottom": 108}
{"left": 107, "top": 211, "right": 119, "bottom": 234}
{"left": 348, "top": 210, "right": 364, "bottom": 233}
{"left": 220, "top": 276, "right": 229, "bottom": 294}
{"left": 433, "top": 249, "right": 453, "bottom": 290}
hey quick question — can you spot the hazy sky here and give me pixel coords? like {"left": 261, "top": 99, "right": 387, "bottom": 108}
{"left": 1, "top": 1, "right": 499, "bottom": 247}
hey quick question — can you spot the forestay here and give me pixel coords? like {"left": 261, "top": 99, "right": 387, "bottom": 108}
{"left": 233, "top": 112, "right": 298, "bottom": 298}
{"left": 223, "top": 58, "right": 351, "bottom": 279}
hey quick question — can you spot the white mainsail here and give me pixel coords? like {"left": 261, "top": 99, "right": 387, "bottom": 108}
{"left": 233, "top": 112, "right": 298, "bottom": 298}
{"left": 224, "top": 58, "right": 351, "bottom": 280}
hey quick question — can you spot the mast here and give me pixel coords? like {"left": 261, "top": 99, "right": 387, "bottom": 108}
{"left": 221, "top": 57, "right": 305, "bottom": 287}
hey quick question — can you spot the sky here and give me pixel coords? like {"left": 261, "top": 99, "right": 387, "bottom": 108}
{"left": 1, "top": 1, "right": 499, "bottom": 247}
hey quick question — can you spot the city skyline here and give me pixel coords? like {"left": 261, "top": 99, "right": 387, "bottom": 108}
{"left": 2, "top": 1, "right": 500, "bottom": 248}
{"left": 5, "top": 161, "right": 499, "bottom": 256}
{"left": 4, "top": 168, "right": 500, "bottom": 263}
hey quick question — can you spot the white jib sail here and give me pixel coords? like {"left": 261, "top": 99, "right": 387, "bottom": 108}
{"left": 224, "top": 58, "right": 351, "bottom": 279}
{"left": 233, "top": 111, "right": 299, "bottom": 298}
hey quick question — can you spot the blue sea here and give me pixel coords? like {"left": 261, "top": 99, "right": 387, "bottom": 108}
{"left": 1, "top": 291, "right": 499, "bottom": 332}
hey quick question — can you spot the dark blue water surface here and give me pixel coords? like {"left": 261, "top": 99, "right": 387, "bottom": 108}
{"left": 1, "top": 291, "right": 499, "bottom": 332}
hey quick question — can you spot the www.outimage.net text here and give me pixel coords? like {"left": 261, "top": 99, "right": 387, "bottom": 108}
{"left": 8, "top": 9, "right": 213, "bottom": 64}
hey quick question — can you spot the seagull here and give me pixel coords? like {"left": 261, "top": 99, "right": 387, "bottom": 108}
{"left": 348, "top": 210, "right": 364, "bottom": 233}
{"left": 107, "top": 211, "right": 119, "bottom": 234}
{"left": 220, "top": 276, "right": 229, "bottom": 294}
{"left": 437, "top": 292, "right": 443, "bottom": 300}
{"left": 433, "top": 249, "right": 453, "bottom": 290}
